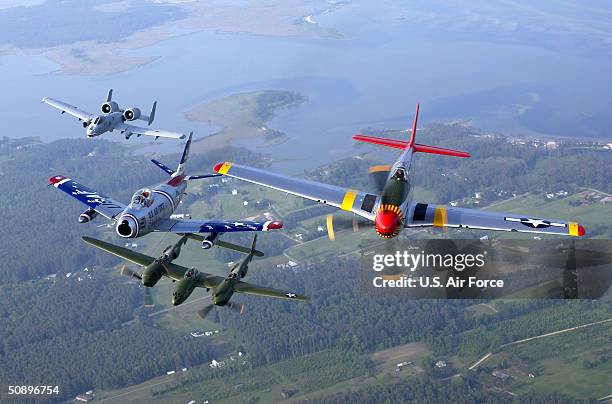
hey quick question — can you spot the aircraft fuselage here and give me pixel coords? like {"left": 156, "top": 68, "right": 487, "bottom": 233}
{"left": 86, "top": 112, "right": 124, "bottom": 137}
{"left": 115, "top": 177, "right": 186, "bottom": 239}
{"left": 374, "top": 148, "right": 416, "bottom": 238}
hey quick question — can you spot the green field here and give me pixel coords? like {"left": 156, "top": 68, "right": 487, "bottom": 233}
{"left": 483, "top": 322, "right": 611, "bottom": 399}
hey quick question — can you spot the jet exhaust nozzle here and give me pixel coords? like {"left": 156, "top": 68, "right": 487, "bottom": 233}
{"left": 116, "top": 215, "right": 139, "bottom": 238}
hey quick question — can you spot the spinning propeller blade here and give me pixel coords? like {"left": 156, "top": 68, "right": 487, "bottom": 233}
{"left": 144, "top": 287, "right": 155, "bottom": 308}
{"left": 368, "top": 165, "right": 391, "bottom": 193}
{"left": 120, "top": 265, "right": 142, "bottom": 281}
{"left": 197, "top": 301, "right": 244, "bottom": 319}
{"left": 119, "top": 266, "right": 155, "bottom": 307}
{"left": 325, "top": 214, "right": 374, "bottom": 241}
{"left": 197, "top": 304, "right": 215, "bottom": 319}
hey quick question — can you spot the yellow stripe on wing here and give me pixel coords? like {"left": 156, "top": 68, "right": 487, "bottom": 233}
{"left": 340, "top": 189, "right": 358, "bottom": 211}
{"left": 568, "top": 222, "right": 579, "bottom": 236}
{"left": 217, "top": 162, "right": 233, "bottom": 175}
{"left": 433, "top": 206, "right": 447, "bottom": 227}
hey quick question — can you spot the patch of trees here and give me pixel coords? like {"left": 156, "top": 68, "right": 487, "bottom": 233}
{"left": 309, "top": 374, "right": 572, "bottom": 404}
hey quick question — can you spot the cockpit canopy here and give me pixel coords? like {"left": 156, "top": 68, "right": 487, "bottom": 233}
{"left": 184, "top": 268, "right": 199, "bottom": 279}
{"left": 393, "top": 168, "right": 407, "bottom": 182}
{"left": 93, "top": 116, "right": 104, "bottom": 125}
{"left": 131, "top": 188, "right": 153, "bottom": 207}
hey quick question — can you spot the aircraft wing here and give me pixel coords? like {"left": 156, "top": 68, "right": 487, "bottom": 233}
{"left": 213, "top": 162, "right": 380, "bottom": 221}
{"left": 42, "top": 97, "right": 93, "bottom": 122}
{"left": 48, "top": 175, "right": 126, "bottom": 220}
{"left": 82, "top": 236, "right": 157, "bottom": 267}
{"left": 406, "top": 202, "right": 586, "bottom": 236}
{"left": 116, "top": 122, "right": 186, "bottom": 139}
{"left": 81, "top": 236, "right": 225, "bottom": 287}
{"left": 154, "top": 218, "right": 283, "bottom": 234}
{"left": 233, "top": 281, "right": 309, "bottom": 301}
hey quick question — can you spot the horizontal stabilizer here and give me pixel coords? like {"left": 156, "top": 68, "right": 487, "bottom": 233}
{"left": 352, "top": 134, "right": 408, "bottom": 150}
{"left": 413, "top": 143, "right": 470, "bottom": 158}
{"left": 186, "top": 174, "right": 222, "bottom": 180}
{"left": 151, "top": 159, "right": 174, "bottom": 175}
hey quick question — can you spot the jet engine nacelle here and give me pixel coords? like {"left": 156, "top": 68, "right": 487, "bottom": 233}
{"left": 201, "top": 233, "right": 219, "bottom": 249}
{"left": 101, "top": 101, "right": 119, "bottom": 114}
{"left": 78, "top": 208, "right": 98, "bottom": 223}
{"left": 123, "top": 107, "right": 141, "bottom": 121}
{"left": 142, "top": 261, "right": 165, "bottom": 287}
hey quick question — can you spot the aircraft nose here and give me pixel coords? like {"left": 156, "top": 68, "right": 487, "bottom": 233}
{"left": 172, "top": 292, "right": 183, "bottom": 306}
{"left": 375, "top": 205, "right": 403, "bottom": 238}
{"left": 116, "top": 215, "right": 139, "bottom": 238}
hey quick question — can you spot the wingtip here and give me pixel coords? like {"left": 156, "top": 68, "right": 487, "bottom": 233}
{"left": 265, "top": 220, "right": 283, "bottom": 230}
{"left": 213, "top": 162, "right": 225, "bottom": 173}
{"left": 48, "top": 175, "right": 66, "bottom": 185}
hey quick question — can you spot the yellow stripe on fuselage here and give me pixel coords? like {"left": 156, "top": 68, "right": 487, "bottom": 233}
{"left": 433, "top": 206, "right": 447, "bottom": 227}
{"left": 218, "top": 162, "right": 233, "bottom": 175}
{"left": 568, "top": 222, "right": 579, "bottom": 236}
{"left": 340, "top": 189, "right": 358, "bottom": 211}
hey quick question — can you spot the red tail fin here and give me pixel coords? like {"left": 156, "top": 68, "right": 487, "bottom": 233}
{"left": 408, "top": 103, "right": 419, "bottom": 147}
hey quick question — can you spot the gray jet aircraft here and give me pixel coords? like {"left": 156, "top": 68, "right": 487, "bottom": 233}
{"left": 42, "top": 89, "right": 185, "bottom": 140}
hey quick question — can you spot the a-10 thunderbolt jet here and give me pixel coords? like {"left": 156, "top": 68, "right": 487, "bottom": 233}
{"left": 82, "top": 234, "right": 307, "bottom": 318}
{"left": 49, "top": 133, "right": 283, "bottom": 246}
{"left": 213, "top": 104, "right": 585, "bottom": 239}
{"left": 42, "top": 89, "right": 185, "bottom": 140}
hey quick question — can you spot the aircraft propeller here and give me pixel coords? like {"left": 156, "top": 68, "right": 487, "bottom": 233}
{"left": 120, "top": 265, "right": 142, "bottom": 281}
{"left": 324, "top": 213, "right": 374, "bottom": 241}
{"left": 324, "top": 164, "right": 392, "bottom": 241}
{"left": 368, "top": 164, "right": 391, "bottom": 194}
{"left": 119, "top": 265, "right": 155, "bottom": 308}
{"left": 197, "top": 301, "right": 244, "bottom": 320}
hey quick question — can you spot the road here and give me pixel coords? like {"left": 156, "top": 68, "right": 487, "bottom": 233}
{"left": 499, "top": 318, "right": 612, "bottom": 349}
{"left": 469, "top": 318, "right": 612, "bottom": 370}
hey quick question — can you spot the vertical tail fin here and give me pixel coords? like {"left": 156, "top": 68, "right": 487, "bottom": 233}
{"left": 148, "top": 101, "right": 156, "bottom": 126}
{"left": 408, "top": 103, "right": 419, "bottom": 148}
{"left": 106, "top": 89, "right": 113, "bottom": 102}
{"left": 250, "top": 234, "right": 257, "bottom": 254}
{"left": 174, "top": 132, "right": 192, "bottom": 177}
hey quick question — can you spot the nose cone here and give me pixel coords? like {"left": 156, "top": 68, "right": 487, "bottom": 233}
{"left": 116, "top": 215, "right": 139, "bottom": 238}
{"left": 375, "top": 208, "right": 402, "bottom": 238}
{"left": 171, "top": 292, "right": 184, "bottom": 306}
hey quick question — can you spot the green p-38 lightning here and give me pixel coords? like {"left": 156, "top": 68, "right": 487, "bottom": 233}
{"left": 82, "top": 235, "right": 308, "bottom": 319}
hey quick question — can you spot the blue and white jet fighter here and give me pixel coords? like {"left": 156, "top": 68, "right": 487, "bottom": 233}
{"left": 49, "top": 133, "right": 283, "bottom": 248}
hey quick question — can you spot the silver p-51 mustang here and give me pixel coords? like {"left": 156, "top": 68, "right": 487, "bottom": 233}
{"left": 48, "top": 133, "right": 283, "bottom": 248}
{"left": 42, "top": 89, "right": 185, "bottom": 140}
